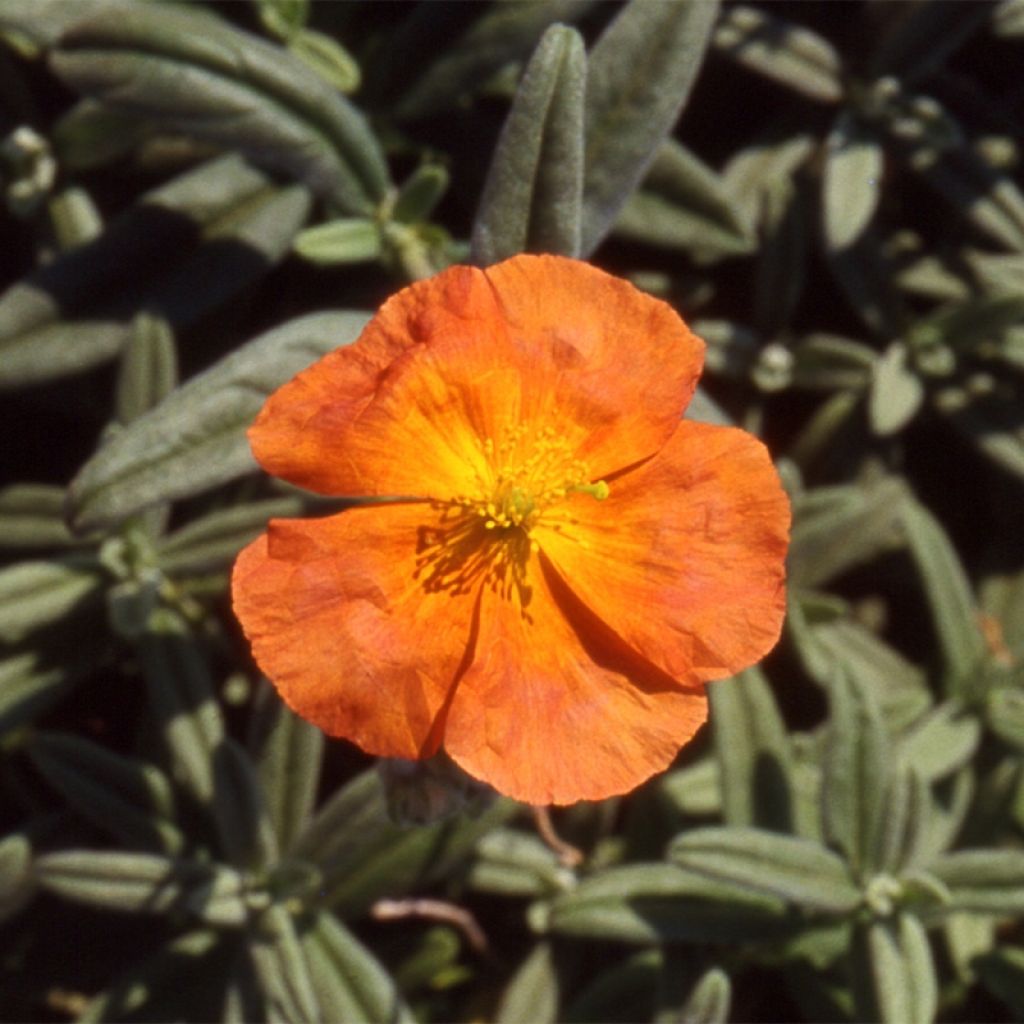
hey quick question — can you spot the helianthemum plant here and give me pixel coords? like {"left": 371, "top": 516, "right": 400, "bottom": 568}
{"left": 231, "top": 254, "right": 790, "bottom": 805}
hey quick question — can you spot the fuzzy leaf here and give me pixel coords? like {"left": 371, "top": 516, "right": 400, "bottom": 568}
{"left": 668, "top": 827, "right": 860, "bottom": 914}
{"left": 29, "top": 731, "right": 181, "bottom": 854}
{"left": 852, "top": 915, "right": 938, "bottom": 1024}
{"left": 0, "top": 557, "right": 104, "bottom": 644}
{"left": 929, "top": 849, "right": 1024, "bottom": 915}
{"left": 496, "top": 942, "right": 560, "bottom": 1024}
{"left": 116, "top": 313, "right": 178, "bottom": 426}
{"left": 869, "top": 343, "right": 925, "bottom": 436}
{"left": 472, "top": 23, "right": 586, "bottom": 264}
{"left": 710, "top": 667, "right": 795, "bottom": 833}
{"left": 581, "top": 0, "right": 718, "bottom": 255}
{"left": 67, "top": 311, "right": 369, "bottom": 533}
{"left": 303, "top": 911, "right": 415, "bottom": 1024}
{"left": 898, "top": 494, "right": 987, "bottom": 688}
{"left": 51, "top": 2, "right": 388, "bottom": 211}
{"left": 822, "top": 111, "right": 884, "bottom": 252}
{"left": 713, "top": 4, "right": 842, "bottom": 103}
{"left": 249, "top": 903, "right": 320, "bottom": 1023}
{"left": 0, "top": 485, "right": 76, "bottom": 549}
{"left": 0, "top": 155, "right": 310, "bottom": 390}
{"left": 246, "top": 681, "right": 324, "bottom": 854}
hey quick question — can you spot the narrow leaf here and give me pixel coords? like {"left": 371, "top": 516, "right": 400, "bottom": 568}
{"left": 821, "top": 669, "right": 890, "bottom": 878}
{"left": 67, "top": 311, "right": 369, "bottom": 533}
{"left": 869, "top": 343, "right": 925, "bottom": 436}
{"left": 211, "top": 738, "right": 278, "bottom": 871}
{"left": 249, "top": 903, "right": 320, "bottom": 1024}
{"left": 713, "top": 4, "right": 842, "bottom": 103}
{"left": 0, "top": 484, "right": 75, "bottom": 548}
{"left": 0, "top": 833, "right": 33, "bottom": 923}
{"left": 51, "top": 2, "right": 389, "bottom": 211}
{"left": 0, "top": 557, "right": 103, "bottom": 644}
{"left": 29, "top": 731, "right": 181, "bottom": 854}
{"left": 822, "top": 111, "right": 884, "bottom": 252}
{"left": 472, "top": 23, "right": 586, "bottom": 264}
{"left": 929, "top": 849, "right": 1024, "bottom": 915}
{"left": 679, "top": 966, "right": 732, "bottom": 1024}
{"left": 852, "top": 915, "right": 938, "bottom": 1024}
{"left": 710, "top": 667, "right": 795, "bottom": 832}
{"left": 293, "top": 218, "right": 381, "bottom": 265}
{"left": 303, "top": 911, "right": 415, "bottom": 1024}
{"left": 899, "top": 494, "right": 987, "bottom": 687}
{"left": 668, "top": 826, "right": 860, "bottom": 914}
{"left": 116, "top": 312, "right": 178, "bottom": 425}
{"left": 247, "top": 680, "right": 324, "bottom": 854}
{"left": 496, "top": 942, "right": 560, "bottom": 1024}
{"left": 581, "top": 0, "right": 718, "bottom": 255}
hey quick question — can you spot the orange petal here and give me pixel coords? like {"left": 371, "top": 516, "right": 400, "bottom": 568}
{"left": 536, "top": 421, "right": 790, "bottom": 684}
{"left": 231, "top": 504, "right": 476, "bottom": 759}
{"left": 444, "top": 557, "right": 708, "bottom": 805}
{"left": 248, "top": 264, "right": 504, "bottom": 496}
{"left": 484, "top": 254, "right": 705, "bottom": 478}
{"left": 249, "top": 255, "right": 705, "bottom": 498}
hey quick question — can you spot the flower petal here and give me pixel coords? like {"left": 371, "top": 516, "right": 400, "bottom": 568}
{"left": 484, "top": 255, "right": 705, "bottom": 477}
{"left": 248, "top": 264, "right": 504, "bottom": 496}
{"left": 444, "top": 558, "right": 708, "bottom": 805}
{"left": 231, "top": 504, "right": 476, "bottom": 759}
{"left": 536, "top": 421, "right": 790, "bottom": 684}
{"left": 248, "top": 255, "right": 705, "bottom": 498}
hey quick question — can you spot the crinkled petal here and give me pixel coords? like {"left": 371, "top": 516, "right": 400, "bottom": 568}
{"left": 248, "top": 255, "right": 705, "bottom": 498}
{"left": 444, "top": 557, "right": 708, "bottom": 805}
{"left": 485, "top": 255, "right": 705, "bottom": 477}
{"left": 536, "top": 421, "right": 790, "bottom": 684}
{"left": 231, "top": 504, "right": 476, "bottom": 759}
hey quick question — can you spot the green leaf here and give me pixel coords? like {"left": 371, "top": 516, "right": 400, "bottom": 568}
{"left": 288, "top": 28, "right": 360, "bottom": 94}
{"left": 468, "top": 829, "right": 575, "bottom": 898}
{"left": 541, "top": 863, "right": 790, "bottom": 945}
{"left": 35, "top": 849, "right": 246, "bottom": 923}
{"left": 822, "top": 111, "right": 883, "bottom": 252}
{"left": 67, "top": 311, "right": 369, "bottom": 533}
{"left": 668, "top": 826, "right": 860, "bottom": 914}
{"left": 986, "top": 684, "right": 1024, "bottom": 752}
{"left": 249, "top": 903, "right": 320, "bottom": 1023}
{"left": 679, "top": 966, "right": 732, "bottom": 1024}
{"left": 929, "top": 849, "right": 1024, "bottom": 915}
{"left": 0, "top": 833, "right": 33, "bottom": 924}
{"left": 211, "top": 738, "right": 278, "bottom": 871}
{"left": 871, "top": 765, "right": 932, "bottom": 877}
{"left": 897, "top": 702, "right": 981, "bottom": 782}
{"left": 256, "top": 0, "right": 308, "bottom": 39}
{"left": 496, "top": 942, "right": 560, "bottom": 1024}
{"left": 389, "top": 1, "right": 591, "bottom": 122}
{"left": 581, "top": 0, "right": 718, "bottom": 255}
{"left": 0, "top": 645, "right": 100, "bottom": 737}
{"left": 852, "top": 915, "right": 938, "bottom": 1024}
{"left": 869, "top": 343, "right": 925, "bottom": 436}
{"left": 137, "top": 611, "right": 225, "bottom": 806}
{"left": 713, "top": 4, "right": 842, "bottom": 103}
{"left": 826, "top": 227, "right": 904, "bottom": 335}
{"left": 392, "top": 165, "right": 449, "bottom": 225}
{"left": 710, "top": 667, "right": 795, "bottom": 832}
{"left": 940, "top": 394, "right": 1024, "bottom": 483}
{"left": 156, "top": 497, "right": 303, "bottom": 577}
{"left": 247, "top": 680, "right": 324, "bottom": 854}
{"left": 995, "top": 0, "right": 1024, "bottom": 37}
{"left": 51, "top": 3, "right": 389, "bottom": 212}
{"left": 472, "top": 23, "right": 585, "bottom": 264}
{"left": 29, "top": 731, "right": 181, "bottom": 854}
{"left": 51, "top": 97, "right": 151, "bottom": 172}
{"left": 293, "top": 217, "right": 381, "bottom": 265}
{"left": 292, "top": 768, "right": 515, "bottom": 917}
{"left": 788, "top": 476, "right": 908, "bottom": 588}
{"left": 658, "top": 756, "right": 722, "bottom": 818}
{"left": 0, "top": 0, "right": 113, "bottom": 53}
{"left": 48, "top": 184, "right": 104, "bottom": 251}
{"left": 0, "top": 557, "right": 104, "bottom": 644}
{"left": 821, "top": 669, "right": 890, "bottom": 878}
{"left": 753, "top": 175, "right": 808, "bottom": 336}
{"left": 898, "top": 494, "right": 987, "bottom": 688}
{"left": 116, "top": 312, "right": 178, "bottom": 426}
{"left": 0, "top": 484, "right": 76, "bottom": 548}
{"left": 303, "top": 910, "right": 415, "bottom": 1024}
{"left": 612, "top": 141, "right": 754, "bottom": 260}
{"left": 0, "top": 155, "right": 310, "bottom": 390}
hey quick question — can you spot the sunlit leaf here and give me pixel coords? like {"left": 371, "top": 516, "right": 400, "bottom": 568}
{"left": 472, "top": 23, "right": 585, "bottom": 264}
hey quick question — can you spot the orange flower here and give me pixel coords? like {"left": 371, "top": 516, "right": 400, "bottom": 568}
{"left": 231, "top": 255, "right": 790, "bottom": 805}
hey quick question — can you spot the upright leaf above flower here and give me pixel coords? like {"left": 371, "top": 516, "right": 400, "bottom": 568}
{"left": 231, "top": 255, "right": 790, "bottom": 806}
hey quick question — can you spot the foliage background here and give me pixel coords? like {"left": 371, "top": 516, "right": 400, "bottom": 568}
{"left": 2, "top": 1, "right": 1024, "bottom": 1021}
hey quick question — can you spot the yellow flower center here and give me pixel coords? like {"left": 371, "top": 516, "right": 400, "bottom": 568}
{"left": 413, "top": 424, "right": 609, "bottom": 607}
